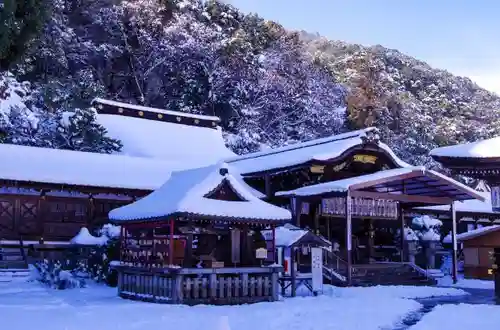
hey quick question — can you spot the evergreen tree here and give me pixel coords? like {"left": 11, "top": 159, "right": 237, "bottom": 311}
{"left": 0, "top": 0, "right": 49, "bottom": 69}
{"left": 54, "top": 108, "right": 122, "bottom": 153}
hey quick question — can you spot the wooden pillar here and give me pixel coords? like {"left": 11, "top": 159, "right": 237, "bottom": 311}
{"left": 184, "top": 231, "right": 193, "bottom": 267}
{"left": 88, "top": 194, "right": 95, "bottom": 229}
{"left": 367, "top": 218, "right": 374, "bottom": 262}
{"left": 313, "top": 203, "right": 320, "bottom": 235}
{"left": 293, "top": 197, "right": 302, "bottom": 227}
{"left": 399, "top": 204, "right": 405, "bottom": 262}
{"left": 169, "top": 218, "right": 175, "bottom": 266}
{"left": 451, "top": 202, "right": 458, "bottom": 284}
{"left": 345, "top": 192, "right": 353, "bottom": 286}
{"left": 290, "top": 247, "right": 297, "bottom": 297}
{"left": 271, "top": 225, "right": 276, "bottom": 263}
{"left": 37, "top": 191, "right": 47, "bottom": 241}
{"left": 265, "top": 175, "right": 272, "bottom": 199}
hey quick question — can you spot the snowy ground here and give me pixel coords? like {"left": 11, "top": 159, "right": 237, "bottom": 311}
{"left": 438, "top": 275, "right": 495, "bottom": 289}
{"left": 0, "top": 278, "right": 469, "bottom": 330}
{"left": 411, "top": 304, "right": 500, "bottom": 330}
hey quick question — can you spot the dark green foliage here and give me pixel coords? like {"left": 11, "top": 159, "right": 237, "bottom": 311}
{"left": 0, "top": 0, "right": 48, "bottom": 69}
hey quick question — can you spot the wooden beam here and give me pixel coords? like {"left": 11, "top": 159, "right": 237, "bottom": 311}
{"left": 451, "top": 203, "right": 458, "bottom": 284}
{"left": 350, "top": 190, "right": 454, "bottom": 205}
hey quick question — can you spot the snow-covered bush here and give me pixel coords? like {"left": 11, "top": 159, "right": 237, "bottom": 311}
{"left": 33, "top": 259, "right": 86, "bottom": 290}
{"left": 412, "top": 215, "right": 442, "bottom": 242}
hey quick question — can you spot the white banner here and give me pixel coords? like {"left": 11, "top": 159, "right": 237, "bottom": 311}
{"left": 311, "top": 247, "right": 323, "bottom": 293}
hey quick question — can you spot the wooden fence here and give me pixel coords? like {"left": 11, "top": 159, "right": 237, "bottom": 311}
{"left": 115, "top": 265, "right": 282, "bottom": 305}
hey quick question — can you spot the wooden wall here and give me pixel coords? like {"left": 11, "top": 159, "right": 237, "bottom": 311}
{"left": 462, "top": 231, "right": 500, "bottom": 280}
{"left": 0, "top": 194, "right": 130, "bottom": 241}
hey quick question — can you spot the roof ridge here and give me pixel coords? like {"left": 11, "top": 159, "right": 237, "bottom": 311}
{"left": 227, "top": 128, "right": 378, "bottom": 163}
{"left": 92, "top": 98, "right": 221, "bottom": 122}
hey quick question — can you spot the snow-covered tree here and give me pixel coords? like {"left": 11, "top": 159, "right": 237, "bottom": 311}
{"left": 54, "top": 109, "right": 122, "bottom": 153}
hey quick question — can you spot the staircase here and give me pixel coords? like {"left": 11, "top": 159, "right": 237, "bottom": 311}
{"left": 0, "top": 240, "right": 29, "bottom": 270}
{"left": 322, "top": 249, "right": 436, "bottom": 287}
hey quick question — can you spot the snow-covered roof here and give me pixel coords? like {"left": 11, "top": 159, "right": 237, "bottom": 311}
{"left": 443, "top": 225, "right": 500, "bottom": 243}
{"left": 108, "top": 163, "right": 291, "bottom": 224}
{"left": 70, "top": 227, "right": 108, "bottom": 246}
{"left": 0, "top": 143, "right": 176, "bottom": 191}
{"left": 430, "top": 136, "right": 500, "bottom": 159}
{"left": 227, "top": 128, "right": 411, "bottom": 175}
{"left": 262, "top": 224, "right": 330, "bottom": 247}
{"left": 276, "top": 166, "right": 485, "bottom": 202}
{"left": 415, "top": 192, "right": 498, "bottom": 215}
{"left": 93, "top": 98, "right": 235, "bottom": 165}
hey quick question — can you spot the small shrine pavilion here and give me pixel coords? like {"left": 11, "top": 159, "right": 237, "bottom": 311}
{"left": 108, "top": 163, "right": 290, "bottom": 305}
{"left": 276, "top": 166, "right": 485, "bottom": 285}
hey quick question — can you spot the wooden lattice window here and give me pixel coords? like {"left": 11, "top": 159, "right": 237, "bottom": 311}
{"left": 0, "top": 200, "right": 14, "bottom": 220}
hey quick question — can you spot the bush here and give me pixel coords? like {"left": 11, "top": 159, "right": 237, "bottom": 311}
{"left": 33, "top": 259, "right": 86, "bottom": 290}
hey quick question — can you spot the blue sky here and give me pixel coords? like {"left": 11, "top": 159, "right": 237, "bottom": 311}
{"left": 230, "top": 0, "right": 500, "bottom": 94}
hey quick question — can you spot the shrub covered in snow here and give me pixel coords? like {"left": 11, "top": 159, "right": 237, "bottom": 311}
{"left": 33, "top": 259, "right": 86, "bottom": 290}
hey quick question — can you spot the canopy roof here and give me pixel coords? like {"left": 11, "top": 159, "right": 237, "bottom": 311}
{"left": 444, "top": 225, "right": 500, "bottom": 243}
{"left": 262, "top": 224, "right": 330, "bottom": 247}
{"left": 108, "top": 163, "right": 291, "bottom": 225}
{"left": 415, "top": 191, "right": 498, "bottom": 215}
{"left": 93, "top": 98, "right": 235, "bottom": 165}
{"left": 227, "top": 127, "right": 410, "bottom": 176}
{"left": 430, "top": 137, "right": 500, "bottom": 159}
{"left": 277, "top": 166, "right": 485, "bottom": 205}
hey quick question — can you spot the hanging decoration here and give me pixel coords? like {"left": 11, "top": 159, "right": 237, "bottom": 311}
{"left": 321, "top": 197, "right": 398, "bottom": 219}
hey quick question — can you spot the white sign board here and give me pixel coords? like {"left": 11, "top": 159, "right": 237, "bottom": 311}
{"left": 311, "top": 247, "right": 323, "bottom": 293}
{"left": 256, "top": 248, "right": 268, "bottom": 259}
{"left": 492, "top": 186, "right": 500, "bottom": 211}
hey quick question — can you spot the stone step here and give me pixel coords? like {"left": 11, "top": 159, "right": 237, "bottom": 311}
{"left": 0, "top": 261, "right": 28, "bottom": 269}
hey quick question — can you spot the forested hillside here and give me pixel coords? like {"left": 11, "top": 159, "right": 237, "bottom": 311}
{"left": 1, "top": 0, "right": 499, "bottom": 167}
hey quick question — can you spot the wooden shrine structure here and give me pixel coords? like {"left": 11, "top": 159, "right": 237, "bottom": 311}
{"left": 0, "top": 98, "right": 233, "bottom": 242}
{"left": 276, "top": 166, "right": 485, "bottom": 285}
{"left": 431, "top": 136, "right": 500, "bottom": 212}
{"left": 108, "top": 163, "right": 290, "bottom": 305}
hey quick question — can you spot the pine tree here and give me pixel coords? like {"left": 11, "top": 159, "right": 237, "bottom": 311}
{"left": 54, "top": 108, "right": 122, "bottom": 154}
{"left": 0, "top": 0, "right": 49, "bottom": 69}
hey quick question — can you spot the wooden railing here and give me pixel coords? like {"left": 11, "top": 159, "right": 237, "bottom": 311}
{"left": 114, "top": 265, "right": 282, "bottom": 305}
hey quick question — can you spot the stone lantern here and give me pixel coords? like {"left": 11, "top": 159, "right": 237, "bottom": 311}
{"left": 403, "top": 227, "right": 419, "bottom": 264}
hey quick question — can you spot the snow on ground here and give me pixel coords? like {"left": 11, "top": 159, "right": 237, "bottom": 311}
{"left": 0, "top": 279, "right": 469, "bottom": 330}
{"left": 411, "top": 304, "right": 500, "bottom": 330}
{"left": 438, "top": 275, "right": 495, "bottom": 290}
{"left": 324, "top": 285, "right": 468, "bottom": 299}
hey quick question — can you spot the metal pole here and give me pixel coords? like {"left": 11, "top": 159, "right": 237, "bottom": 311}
{"left": 451, "top": 202, "right": 458, "bottom": 284}
{"left": 346, "top": 192, "right": 353, "bottom": 286}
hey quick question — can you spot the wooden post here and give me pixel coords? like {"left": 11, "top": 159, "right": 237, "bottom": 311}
{"left": 399, "top": 204, "right": 405, "bottom": 262}
{"left": 169, "top": 218, "right": 175, "bottom": 266}
{"left": 293, "top": 197, "right": 302, "bottom": 227}
{"left": 451, "top": 202, "right": 458, "bottom": 284}
{"left": 312, "top": 203, "right": 320, "bottom": 235}
{"left": 271, "top": 225, "right": 276, "bottom": 263}
{"left": 345, "top": 192, "right": 353, "bottom": 286}
{"left": 290, "top": 247, "right": 296, "bottom": 297}
{"left": 88, "top": 194, "right": 95, "bottom": 228}
{"left": 265, "top": 174, "right": 272, "bottom": 199}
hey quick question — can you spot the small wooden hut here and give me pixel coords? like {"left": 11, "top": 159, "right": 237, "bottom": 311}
{"left": 454, "top": 225, "right": 500, "bottom": 280}
{"left": 108, "top": 163, "right": 291, "bottom": 305}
